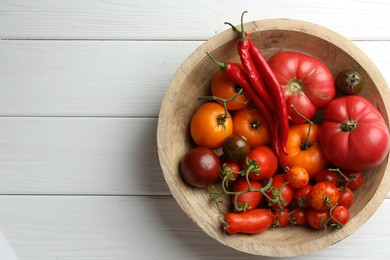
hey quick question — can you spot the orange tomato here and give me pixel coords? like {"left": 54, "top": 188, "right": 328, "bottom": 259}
{"left": 190, "top": 102, "right": 233, "bottom": 148}
{"left": 211, "top": 69, "right": 250, "bottom": 111}
{"left": 279, "top": 123, "right": 328, "bottom": 178}
{"left": 232, "top": 106, "right": 270, "bottom": 148}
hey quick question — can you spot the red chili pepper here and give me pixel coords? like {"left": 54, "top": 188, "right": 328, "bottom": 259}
{"left": 206, "top": 52, "right": 280, "bottom": 156}
{"left": 222, "top": 208, "right": 273, "bottom": 234}
{"left": 227, "top": 13, "right": 289, "bottom": 155}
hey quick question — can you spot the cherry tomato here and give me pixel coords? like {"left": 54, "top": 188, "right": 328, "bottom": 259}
{"left": 211, "top": 68, "right": 250, "bottom": 111}
{"left": 279, "top": 123, "right": 328, "bottom": 178}
{"left": 307, "top": 208, "right": 329, "bottom": 230}
{"left": 342, "top": 169, "right": 365, "bottom": 190}
{"left": 190, "top": 102, "right": 233, "bottom": 149}
{"left": 285, "top": 166, "right": 310, "bottom": 189}
{"left": 232, "top": 177, "right": 263, "bottom": 212}
{"left": 180, "top": 146, "right": 220, "bottom": 188}
{"left": 315, "top": 168, "right": 341, "bottom": 187}
{"left": 219, "top": 162, "right": 240, "bottom": 183}
{"left": 335, "top": 69, "right": 364, "bottom": 96}
{"left": 294, "top": 184, "right": 312, "bottom": 208}
{"left": 242, "top": 146, "right": 278, "bottom": 181}
{"left": 266, "top": 174, "right": 294, "bottom": 209}
{"left": 331, "top": 205, "right": 350, "bottom": 227}
{"left": 338, "top": 188, "right": 354, "bottom": 208}
{"left": 223, "top": 208, "right": 273, "bottom": 234}
{"left": 289, "top": 208, "right": 307, "bottom": 226}
{"left": 308, "top": 182, "right": 339, "bottom": 211}
{"left": 232, "top": 105, "right": 271, "bottom": 147}
{"left": 222, "top": 134, "right": 250, "bottom": 162}
{"left": 268, "top": 51, "right": 336, "bottom": 124}
{"left": 272, "top": 208, "right": 290, "bottom": 228}
{"left": 319, "top": 95, "right": 390, "bottom": 170}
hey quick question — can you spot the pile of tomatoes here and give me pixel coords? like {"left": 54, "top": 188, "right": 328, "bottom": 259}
{"left": 180, "top": 13, "right": 390, "bottom": 234}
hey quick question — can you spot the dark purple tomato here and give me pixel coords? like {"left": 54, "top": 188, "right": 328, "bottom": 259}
{"left": 335, "top": 70, "right": 364, "bottom": 95}
{"left": 180, "top": 146, "right": 220, "bottom": 187}
{"left": 222, "top": 134, "right": 250, "bottom": 162}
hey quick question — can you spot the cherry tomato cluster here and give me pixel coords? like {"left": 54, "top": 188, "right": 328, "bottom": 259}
{"left": 180, "top": 12, "right": 390, "bottom": 235}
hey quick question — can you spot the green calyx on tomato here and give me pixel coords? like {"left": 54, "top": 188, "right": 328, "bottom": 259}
{"left": 340, "top": 120, "right": 358, "bottom": 132}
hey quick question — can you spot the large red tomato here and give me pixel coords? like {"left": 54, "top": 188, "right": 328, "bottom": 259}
{"left": 319, "top": 95, "right": 390, "bottom": 170}
{"left": 268, "top": 51, "right": 336, "bottom": 123}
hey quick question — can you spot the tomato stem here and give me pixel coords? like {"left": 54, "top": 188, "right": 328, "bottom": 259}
{"left": 341, "top": 120, "right": 358, "bottom": 132}
{"left": 328, "top": 168, "right": 350, "bottom": 192}
{"left": 290, "top": 104, "right": 313, "bottom": 150}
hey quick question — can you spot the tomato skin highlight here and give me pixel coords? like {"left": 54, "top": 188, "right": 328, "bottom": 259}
{"left": 180, "top": 146, "right": 220, "bottom": 188}
{"left": 223, "top": 208, "right": 273, "bottom": 234}
{"left": 190, "top": 102, "right": 233, "bottom": 149}
{"left": 319, "top": 95, "right": 390, "bottom": 170}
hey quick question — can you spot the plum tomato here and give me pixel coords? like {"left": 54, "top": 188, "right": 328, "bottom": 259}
{"left": 223, "top": 208, "right": 273, "bottom": 234}
{"left": 232, "top": 177, "right": 263, "bottom": 212}
{"left": 222, "top": 134, "right": 250, "bottom": 162}
{"left": 180, "top": 146, "right": 220, "bottom": 188}
{"left": 335, "top": 69, "right": 364, "bottom": 95}
{"left": 308, "top": 181, "right": 339, "bottom": 211}
{"left": 190, "top": 102, "right": 233, "bottom": 149}
{"left": 241, "top": 146, "right": 278, "bottom": 181}
{"left": 211, "top": 68, "right": 250, "bottom": 111}
{"left": 285, "top": 166, "right": 310, "bottom": 189}
{"left": 232, "top": 105, "right": 271, "bottom": 148}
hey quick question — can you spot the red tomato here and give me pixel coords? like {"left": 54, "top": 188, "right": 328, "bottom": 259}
{"left": 319, "top": 96, "right": 390, "bottom": 170}
{"left": 242, "top": 146, "right": 278, "bottom": 181}
{"left": 268, "top": 51, "right": 335, "bottom": 124}
{"left": 232, "top": 178, "right": 263, "bottom": 212}
{"left": 294, "top": 184, "right": 312, "bottom": 208}
{"left": 315, "top": 168, "right": 341, "bottom": 187}
{"left": 219, "top": 162, "right": 240, "bottom": 183}
{"left": 266, "top": 174, "right": 294, "bottom": 209}
{"left": 232, "top": 105, "right": 271, "bottom": 147}
{"left": 190, "top": 102, "right": 233, "bottom": 149}
{"left": 338, "top": 188, "right": 354, "bottom": 208}
{"left": 278, "top": 123, "right": 328, "bottom": 178}
{"left": 342, "top": 169, "right": 365, "bottom": 190}
{"left": 223, "top": 208, "right": 273, "bottom": 234}
{"left": 180, "top": 146, "right": 220, "bottom": 187}
{"left": 211, "top": 68, "right": 250, "bottom": 111}
{"left": 308, "top": 182, "right": 339, "bottom": 211}
{"left": 290, "top": 208, "right": 307, "bottom": 226}
{"left": 272, "top": 208, "right": 290, "bottom": 228}
{"left": 331, "top": 205, "right": 350, "bottom": 227}
{"left": 307, "top": 208, "right": 329, "bottom": 229}
{"left": 285, "top": 166, "right": 310, "bottom": 189}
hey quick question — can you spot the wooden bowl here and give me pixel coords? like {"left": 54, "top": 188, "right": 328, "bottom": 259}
{"left": 157, "top": 19, "right": 390, "bottom": 256}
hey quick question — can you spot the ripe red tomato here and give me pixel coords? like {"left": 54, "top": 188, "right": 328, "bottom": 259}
{"left": 308, "top": 182, "right": 339, "bottom": 211}
{"left": 272, "top": 208, "right": 290, "bottom": 228}
{"left": 232, "top": 105, "right": 271, "bottom": 148}
{"left": 294, "top": 184, "right": 312, "bottom": 208}
{"left": 289, "top": 208, "right": 307, "bottom": 226}
{"left": 180, "top": 146, "right": 220, "bottom": 187}
{"left": 331, "top": 205, "right": 350, "bottom": 227}
{"left": 315, "top": 168, "right": 341, "bottom": 187}
{"left": 268, "top": 51, "right": 335, "bottom": 124}
{"left": 219, "top": 162, "right": 240, "bottom": 183}
{"left": 285, "top": 166, "right": 310, "bottom": 189}
{"left": 242, "top": 146, "right": 278, "bottom": 181}
{"left": 342, "top": 169, "right": 365, "bottom": 190}
{"left": 338, "top": 188, "right": 354, "bottom": 208}
{"left": 223, "top": 208, "right": 273, "bottom": 234}
{"left": 319, "top": 95, "right": 390, "bottom": 170}
{"left": 278, "top": 123, "right": 328, "bottom": 178}
{"left": 211, "top": 68, "right": 250, "bottom": 111}
{"left": 232, "top": 177, "right": 263, "bottom": 212}
{"left": 307, "top": 208, "right": 329, "bottom": 230}
{"left": 266, "top": 174, "right": 294, "bottom": 209}
{"left": 190, "top": 102, "right": 233, "bottom": 149}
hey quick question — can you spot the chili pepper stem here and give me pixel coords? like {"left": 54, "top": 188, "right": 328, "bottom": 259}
{"left": 240, "top": 11, "right": 248, "bottom": 40}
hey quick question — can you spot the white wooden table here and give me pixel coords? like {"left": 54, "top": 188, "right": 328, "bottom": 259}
{"left": 0, "top": 1, "right": 389, "bottom": 259}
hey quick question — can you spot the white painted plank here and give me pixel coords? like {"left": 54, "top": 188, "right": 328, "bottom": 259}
{"left": 0, "top": 195, "right": 388, "bottom": 259}
{"left": 0, "top": 117, "right": 169, "bottom": 195}
{"left": 1, "top": 40, "right": 390, "bottom": 117}
{"left": 1, "top": 0, "right": 390, "bottom": 40}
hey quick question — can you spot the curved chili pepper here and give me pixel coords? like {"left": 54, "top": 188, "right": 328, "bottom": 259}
{"left": 227, "top": 13, "right": 289, "bottom": 155}
{"left": 206, "top": 52, "right": 280, "bottom": 156}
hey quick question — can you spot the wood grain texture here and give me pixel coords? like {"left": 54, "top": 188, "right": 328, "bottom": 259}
{"left": 1, "top": 0, "right": 390, "bottom": 40}
{"left": 0, "top": 196, "right": 388, "bottom": 259}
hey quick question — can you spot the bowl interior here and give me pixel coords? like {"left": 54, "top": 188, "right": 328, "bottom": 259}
{"left": 157, "top": 19, "right": 390, "bottom": 256}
